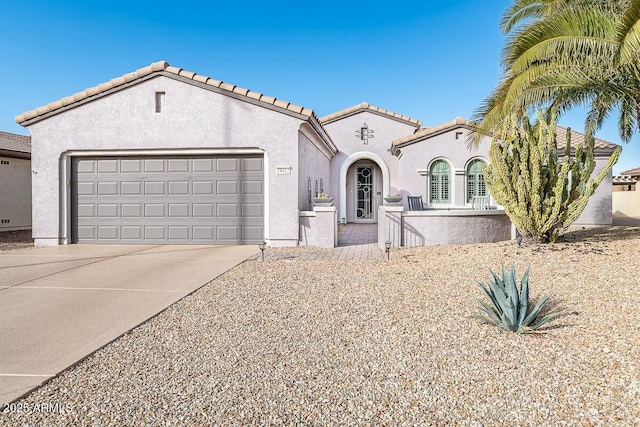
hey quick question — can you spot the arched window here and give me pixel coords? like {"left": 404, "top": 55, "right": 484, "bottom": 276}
{"left": 467, "top": 159, "right": 487, "bottom": 202}
{"left": 430, "top": 160, "right": 450, "bottom": 204}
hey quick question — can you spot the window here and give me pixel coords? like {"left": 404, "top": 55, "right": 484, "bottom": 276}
{"left": 430, "top": 160, "right": 450, "bottom": 204}
{"left": 467, "top": 159, "right": 487, "bottom": 202}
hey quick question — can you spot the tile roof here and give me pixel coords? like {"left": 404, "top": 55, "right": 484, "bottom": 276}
{"left": 15, "top": 61, "right": 316, "bottom": 125}
{"left": 555, "top": 126, "right": 619, "bottom": 150}
{"left": 392, "top": 117, "right": 472, "bottom": 146}
{"left": 620, "top": 166, "right": 640, "bottom": 176}
{"left": 391, "top": 118, "right": 620, "bottom": 152}
{"left": 0, "top": 131, "right": 31, "bottom": 154}
{"left": 319, "top": 102, "right": 422, "bottom": 127}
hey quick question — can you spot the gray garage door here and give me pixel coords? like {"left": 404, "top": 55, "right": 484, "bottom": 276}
{"left": 72, "top": 155, "right": 264, "bottom": 244}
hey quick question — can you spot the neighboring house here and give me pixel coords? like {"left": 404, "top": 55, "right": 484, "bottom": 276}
{"left": 0, "top": 131, "right": 32, "bottom": 231}
{"left": 15, "top": 61, "right": 619, "bottom": 247}
{"left": 613, "top": 167, "right": 640, "bottom": 217}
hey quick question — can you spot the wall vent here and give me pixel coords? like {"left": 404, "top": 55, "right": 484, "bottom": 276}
{"left": 155, "top": 91, "right": 165, "bottom": 113}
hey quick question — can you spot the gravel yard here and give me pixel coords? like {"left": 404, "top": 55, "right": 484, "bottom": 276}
{"left": 0, "top": 229, "right": 32, "bottom": 252}
{"left": 3, "top": 225, "right": 640, "bottom": 425}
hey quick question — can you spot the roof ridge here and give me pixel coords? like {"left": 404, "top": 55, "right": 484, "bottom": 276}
{"left": 16, "top": 61, "right": 316, "bottom": 125}
{"left": 392, "top": 117, "right": 471, "bottom": 146}
{"left": 319, "top": 102, "right": 422, "bottom": 127}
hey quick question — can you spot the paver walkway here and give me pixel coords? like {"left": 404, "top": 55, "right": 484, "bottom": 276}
{"left": 250, "top": 224, "right": 383, "bottom": 260}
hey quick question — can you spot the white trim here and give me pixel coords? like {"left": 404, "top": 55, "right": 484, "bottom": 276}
{"left": 339, "top": 151, "right": 390, "bottom": 222}
{"left": 59, "top": 148, "right": 266, "bottom": 245}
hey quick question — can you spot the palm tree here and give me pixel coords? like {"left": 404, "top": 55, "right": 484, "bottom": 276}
{"left": 474, "top": 0, "right": 640, "bottom": 142}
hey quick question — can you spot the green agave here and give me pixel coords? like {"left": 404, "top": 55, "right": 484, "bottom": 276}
{"left": 474, "top": 264, "right": 561, "bottom": 333}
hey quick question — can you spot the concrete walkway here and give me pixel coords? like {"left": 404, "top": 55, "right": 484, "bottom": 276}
{"left": 0, "top": 244, "right": 257, "bottom": 404}
{"left": 250, "top": 224, "right": 384, "bottom": 260}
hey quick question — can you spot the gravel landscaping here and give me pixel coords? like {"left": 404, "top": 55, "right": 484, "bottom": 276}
{"left": 3, "top": 225, "right": 640, "bottom": 425}
{"left": 0, "top": 229, "right": 33, "bottom": 252}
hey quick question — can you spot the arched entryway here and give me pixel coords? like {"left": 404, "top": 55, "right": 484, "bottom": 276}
{"left": 339, "top": 152, "right": 390, "bottom": 223}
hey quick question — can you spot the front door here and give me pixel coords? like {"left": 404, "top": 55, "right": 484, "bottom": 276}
{"left": 355, "top": 165, "right": 375, "bottom": 222}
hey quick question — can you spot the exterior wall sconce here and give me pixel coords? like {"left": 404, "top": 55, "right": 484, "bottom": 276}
{"left": 355, "top": 123, "right": 374, "bottom": 145}
{"left": 385, "top": 240, "right": 392, "bottom": 260}
{"left": 258, "top": 240, "right": 267, "bottom": 261}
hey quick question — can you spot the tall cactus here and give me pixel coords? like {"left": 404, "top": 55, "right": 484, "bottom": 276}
{"left": 484, "top": 111, "right": 621, "bottom": 243}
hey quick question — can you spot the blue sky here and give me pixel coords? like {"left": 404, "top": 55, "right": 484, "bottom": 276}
{"left": 1, "top": 0, "right": 637, "bottom": 173}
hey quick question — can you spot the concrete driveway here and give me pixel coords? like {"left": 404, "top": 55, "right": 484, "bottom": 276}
{"left": 0, "top": 244, "right": 257, "bottom": 405}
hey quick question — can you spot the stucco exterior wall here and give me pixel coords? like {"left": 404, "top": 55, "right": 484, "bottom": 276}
{"left": 398, "top": 128, "right": 492, "bottom": 209}
{"left": 298, "top": 131, "right": 331, "bottom": 211}
{"left": 26, "top": 75, "right": 305, "bottom": 246}
{"left": 324, "top": 111, "right": 418, "bottom": 220}
{"left": 574, "top": 157, "right": 614, "bottom": 225}
{"left": 0, "top": 156, "right": 32, "bottom": 230}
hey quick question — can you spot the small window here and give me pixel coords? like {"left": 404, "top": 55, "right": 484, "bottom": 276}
{"left": 430, "top": 160, "right": 450, "bottom": 204}
{"left": 467, "top": 159, "right": 487, "bottom": 202}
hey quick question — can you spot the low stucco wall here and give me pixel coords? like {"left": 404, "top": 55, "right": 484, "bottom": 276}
{"left": 401, "top": 210, "right": 512, "bottom": 247}
{"left": 612, "top": 190, "right": 640, "bottom": 218}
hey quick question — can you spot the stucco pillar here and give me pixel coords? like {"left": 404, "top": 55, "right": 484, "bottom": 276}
{"left": 378, "top": 205, "right": 403, "bottom": 249}
{"left": 309, "top": 206, "right": 338, "bottom": 248}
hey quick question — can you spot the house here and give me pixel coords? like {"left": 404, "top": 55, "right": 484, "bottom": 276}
{"left": 0, "top": 131, "right": 32, "bottom": 231}
{"left": 612, "top": 167, "right": 640, "bottom": 218}
{"left": 15, "top": 61, "right": 618, "bottom": 247}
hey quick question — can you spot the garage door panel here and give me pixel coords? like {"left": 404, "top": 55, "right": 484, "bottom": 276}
{"left": 168, "top": 181, "right": 189, "bottom": 195}
{"left": 215, "top": 181, "right": 237, "bottom": 195}
{"left": 217, "top": 158, "right": 238, "bottom": 172}
{"left": 121, "top": 204, "right": 142, "bottom": 217}
{"left": 98, "top": 204, "right": 118, "bottom": 217}
{"left": 144, "top": 159, "right": 165, "bottom": 172}
{"left": 98, "top": 182, "right": 118, "bottom": 195}
{"left": 168, "top": 159, "right": 189, "bottom": 172}
{"left": 144, "top": 204, "right": 165, "bottom": 217}
{"left": 242, "top": 181, "right": 262, "bottom": 194}
{"left": 242, "top": 158, "right": 263, "bottom": 172}
{"left": 121, "top": 182, "right": 142, "bottom": 195}
{"left": 168, "top": 226, "right": 189, "bottom": 240}
{"left": 243, "top": 226, "right": 263, "bottom": 241}
{"left": 144, "top": 182, "right": 165, "bottom": 195}
{"left": 193, "top": 181, "right": 214, "bottom": 194}
{"left": 144, "top": 226, "right": 165, "bottom": 240}
{"left": 97, "top": 160, "right": 118, "bottom": 173}
{"left": 193, "top": 204, "right": 214, "bottom": 217}
{"left": 193, "top": 159, "right": 214, "bottom": 172}
{"left": 98, "top": 226, "right": 118, "bottom": 240}
{"left": 121, "top": 226, "right": 142, "bottom": 240}
{"left": 73, "top": 155, "right": 264, "bottom": 244}
{"left": 121, "top": 159, "right": 142, "bottom": 173}
{"left": 76, "top": 159, "right": 96, "bottom": 173}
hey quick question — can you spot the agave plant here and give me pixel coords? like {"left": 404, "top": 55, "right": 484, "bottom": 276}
{"left": 474, "top": 264, "right": 561, "bottom": 333}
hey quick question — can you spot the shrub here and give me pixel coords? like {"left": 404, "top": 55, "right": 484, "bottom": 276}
{"left": 473, "top": 264, "right": 561, "bottom": 333}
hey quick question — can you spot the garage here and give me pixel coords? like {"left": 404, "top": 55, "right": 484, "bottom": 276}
{"left": 71, "top": 155, "right": 264, "bottom": 244}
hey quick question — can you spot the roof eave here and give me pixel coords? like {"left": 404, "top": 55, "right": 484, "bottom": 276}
{"left": 16, "top": 61, "right": 316, "bottom": 127}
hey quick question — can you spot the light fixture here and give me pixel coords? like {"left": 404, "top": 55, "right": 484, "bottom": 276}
{"left": 258, "top": 240, "right": 267, "bottom": 261}
{"left": 385, "top": 240, "right": 392, "bottom": 260}
{"left": 355, "top": 122, "right": 374, "bottom": 145}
